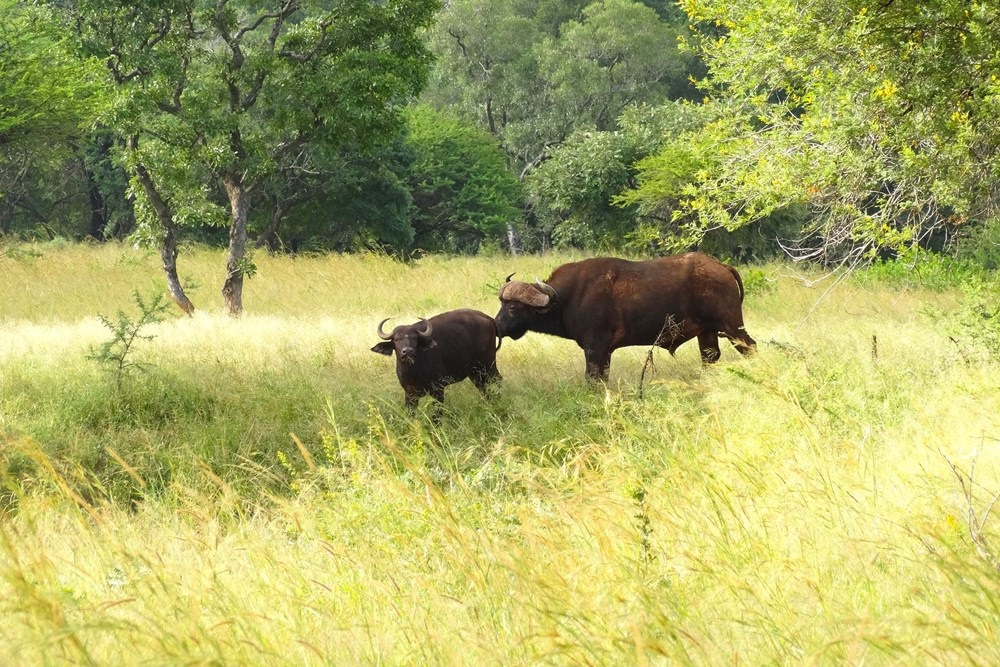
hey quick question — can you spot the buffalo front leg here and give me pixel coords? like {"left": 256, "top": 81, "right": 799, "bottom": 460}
{"left": 406, "top": 387, "right": 444, "bottom": 421}
{"left": 427, "top": 386, "right": 446, "bottom": 424}
{"left": 584, "top": 348, "right": 612, "bottom": 382}
{"left": 698, "top": 331, "right": 722, "bottom": 363}
{"left": 404, "top": 390, "right": 423, "bottom": 411}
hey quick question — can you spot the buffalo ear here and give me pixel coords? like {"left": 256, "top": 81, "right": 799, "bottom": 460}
{"left": 420, "top": 338, "right": 438, "bottom": 350}
{"left": 371, "top": 341, "right": 394, "bottom": 356}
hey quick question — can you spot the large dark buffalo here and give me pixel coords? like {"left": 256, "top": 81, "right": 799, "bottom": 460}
{"left": 495, "top": 252, "right": 756, "bottom": 381}
{"left": 371, "top": 308, "right": 501, "bottom": 408}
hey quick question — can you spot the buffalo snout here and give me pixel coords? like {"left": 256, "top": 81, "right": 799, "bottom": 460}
{"left": 493, "top": 306, "right": 528, "bottom": 340}
{"left": 400, "top": 346, "right": 417, "bottom": 364}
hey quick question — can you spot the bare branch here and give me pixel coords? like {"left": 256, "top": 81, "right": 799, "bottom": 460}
{"left": 638, "top": 315, "right": 682, "bottom": 399}
{"left": 941, "top": 445, "right": 1000, "bottom": 574}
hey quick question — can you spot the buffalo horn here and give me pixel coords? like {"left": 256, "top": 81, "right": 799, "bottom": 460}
{"left": 499, "top": 272, "right": 516, "bottom": 298}
{"left": 534, "top": 277, "right": 558, "bottom": 302}
{"left": 417, "top": 317, "right": 433, "bottom": 338}
{"left": 376, "top": 318, "right": 393, "bottom": 340}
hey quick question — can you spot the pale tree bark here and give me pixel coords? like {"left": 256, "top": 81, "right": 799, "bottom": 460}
{"left": 128, "top": 136, "right": 195, "bottom": 316}
{"left": 506, "top": 222, "right": 521, "bottom": 255}
{"left": 221, "top": 172, "right": 250, "bottom": 317}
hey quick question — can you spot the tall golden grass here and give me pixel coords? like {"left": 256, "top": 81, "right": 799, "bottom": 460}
{"left": 0, "top": 241, "right": 998, "bottom": 664}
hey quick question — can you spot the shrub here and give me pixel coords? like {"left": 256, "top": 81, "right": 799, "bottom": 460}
{"left": 942, "top": 277, "right": 1000, "bottom": 361}
{"left": 87, "top": 290, "right": 170, "bottom": 388}
{"left": 855, "top": 249, "right": 989, "bottom": 291}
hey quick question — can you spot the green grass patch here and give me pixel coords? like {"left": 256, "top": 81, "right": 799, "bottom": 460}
{"left": 1, "top": 244, "right": 999, "bottom": 663}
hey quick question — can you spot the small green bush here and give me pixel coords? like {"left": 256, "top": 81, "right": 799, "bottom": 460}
{"left": 940, "top": 277, "right": 1000, "bottom": 361}
{"left": 856, "top": 249, "right": 989, "bottom": 291}
{"left": 87, "top": 290, "right": 170, "bottom": 388}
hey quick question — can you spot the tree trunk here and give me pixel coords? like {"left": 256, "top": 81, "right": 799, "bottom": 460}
{"left": 506, "top": 222, "right": 521, "bottom": 255}
{"left": 86, "top": 179, "right": 108, "bottom": 240}
{"left": 128, "top": 136, "right": 195, "bottom": 316}
{"left": 222, "top": 172, "right": 250, "bottom": 317}
{"left": 160, "top": 222, "right": 194, "bottom": 315}
{"left": 83, "top": 159, "right": 109, "bottom": 241}
{"left": 81, "top": 135, "right": 113, "bottom": 241}
{"left": 255, "top": 195, "right": 292, "bottom": 252}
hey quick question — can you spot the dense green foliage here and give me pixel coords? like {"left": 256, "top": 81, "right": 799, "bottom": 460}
{"left": 405, "top": 105, "right": 524, "bottom": 253}
{"left": 2, "top": 0, "right": 1000, "bottom": 281}
{"left": 0, "top": 0, "right": 105, "bottom": 238}
{"left": 526, "top": 102, "right": 704, "bottom": 249}
{"left": 0, "top": 0, "right": 706, "bottom": 261}
{"left": 624, "top": 0, "right": 1000, "bottom": 264}
{"left": 423, "top": 0, "right": 697, "bottom": 166}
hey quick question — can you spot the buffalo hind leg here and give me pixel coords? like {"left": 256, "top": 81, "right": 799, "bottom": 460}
{"left": 472, "top": 363, "right": 501, "bottom": 394}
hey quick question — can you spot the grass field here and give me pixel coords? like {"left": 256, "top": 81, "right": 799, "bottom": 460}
{"left": 1, "top": 242, "right": 999, "bottom": 664}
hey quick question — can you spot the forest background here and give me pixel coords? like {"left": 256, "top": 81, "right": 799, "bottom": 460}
{"left": 4, "top": 0, "right": 1000, "bottom": 314}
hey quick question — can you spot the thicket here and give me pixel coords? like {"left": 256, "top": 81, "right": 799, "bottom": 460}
{"left": 10, "top": 0, "right": 999, "bottom": 269}
{"left": 3, "top": 0, "right": 1000, "bottom": 322}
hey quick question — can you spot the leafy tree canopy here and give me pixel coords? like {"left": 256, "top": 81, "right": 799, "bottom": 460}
{"left": 424, "top": 0, "right": 697, "bottom": 171}
{"left": 0, "top": 0, "right": 105, "bottom": 237}
{"left": 405, "top": 105, "right": 523, "bottom": 253}
{"left": 527, "top": 102, "right": 704, "bottom": 248}
{"left": 627, "top": 0, "right": 1000, "bottom": 263}
{"left": 0, "top": 0, "right": 103, "bottom": 148}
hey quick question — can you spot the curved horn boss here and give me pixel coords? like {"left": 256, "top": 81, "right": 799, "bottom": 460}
{"left": 417, "top": 317, "right": 433, "bottom": 338}
{"left": 534, "top": 278, "right": 558, "bottom": 302}
{"left": 499, "top": 272, "right": 516, "bottom": 298}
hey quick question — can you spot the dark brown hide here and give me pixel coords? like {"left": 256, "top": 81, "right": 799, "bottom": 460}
{"left": 495, "top": 252, "right": 756, "bottom": 381}
{"left": 371, "top": 308, "right": 501, "bottom": 408}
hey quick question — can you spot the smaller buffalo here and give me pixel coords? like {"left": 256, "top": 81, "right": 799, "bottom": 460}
{"left": 371, "top": 308, "right": 502, "bottom": 409}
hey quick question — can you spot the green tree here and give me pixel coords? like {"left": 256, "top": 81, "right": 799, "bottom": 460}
{"left": 0, "top": 0, "right": 104, "bottom": 238}
{"left": 405, "top": 105, "right": 523, "bottom": 253}
{"left": 71, "top": 0, "right": 438, "bottom": 315}
{"left": 527, "top": 102, "right": 703, "bottom": 249}
{"left": 253, "top": 136, "right": 417, "bottom": 253}
{"left": 424, "top": 0, "right": 696, "bottom": 173}
{"left": 626, "top": 0, "right": 1000, "bottom": 264}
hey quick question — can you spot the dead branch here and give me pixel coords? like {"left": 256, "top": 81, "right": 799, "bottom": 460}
{"left": 638, "top": 314, "right": 681, "bottom": 399}
{"left": 942, "top": 444, "right": 1000, "bottom": 573}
